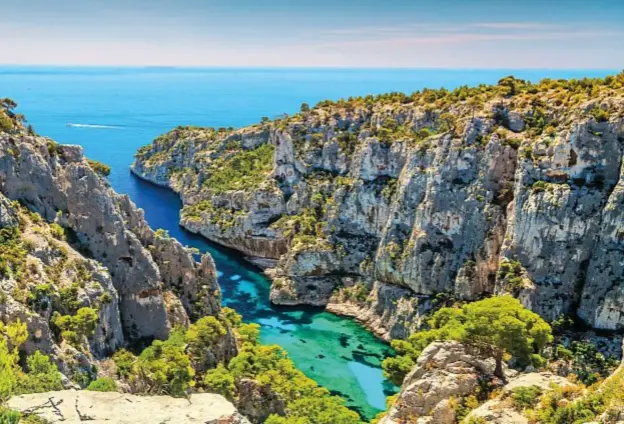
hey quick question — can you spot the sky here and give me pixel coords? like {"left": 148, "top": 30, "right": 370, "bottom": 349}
{"left": 2, "top": 0, "right": 623, "bottom": 68}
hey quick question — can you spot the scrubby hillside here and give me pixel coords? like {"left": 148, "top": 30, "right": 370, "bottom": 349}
{"left": 133, "top": 73, "right": 624, "bottom": 341}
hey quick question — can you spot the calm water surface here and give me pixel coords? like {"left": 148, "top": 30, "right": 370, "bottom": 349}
{"left": 2, "top": 66, "right": 614, "bottom": 419}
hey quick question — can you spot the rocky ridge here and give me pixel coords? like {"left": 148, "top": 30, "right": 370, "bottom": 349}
{"left": 132, "top": 73, "right": 624, "bottom": 337}
{"left": 0, "top": 125, "right": 235, "bottom": 386}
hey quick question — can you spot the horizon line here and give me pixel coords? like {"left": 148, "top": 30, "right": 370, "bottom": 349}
{"left": 1, "top": 64, "right": 622, "bottom": 72}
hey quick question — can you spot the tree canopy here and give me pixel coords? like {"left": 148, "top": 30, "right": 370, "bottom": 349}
{"left": 383, "top": 296, "right": 553, "bottom": 384}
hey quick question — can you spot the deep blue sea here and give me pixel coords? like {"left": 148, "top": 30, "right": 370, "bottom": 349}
{"left": 1, "top": 66, "right": 615, "bottom": 419}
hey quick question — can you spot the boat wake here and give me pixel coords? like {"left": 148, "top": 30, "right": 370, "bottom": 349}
{"left": 66, "top": 123, "right": 123, "bottom": 129}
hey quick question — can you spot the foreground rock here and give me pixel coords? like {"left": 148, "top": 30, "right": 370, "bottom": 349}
{"left": 8, "top": 390, "right": 250, "bottom": 424}
{"left": 466, "top": 373, "right": 578, "bottom": 424}
{"left": 379, "top": 341, "right": 500, "bottom": 424}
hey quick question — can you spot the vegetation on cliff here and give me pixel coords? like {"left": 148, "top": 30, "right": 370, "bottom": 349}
{"left": 112, "top": 307, "right": 361, "bottom": 423}
{"left": 382, "top": 296, "right": 553, "bottom": 385}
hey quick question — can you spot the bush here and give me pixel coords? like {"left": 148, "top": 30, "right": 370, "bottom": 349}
{"left": 87, "top": 377, "right": 117, "bottom": 392}
{"left": 0, "top": 321, "right": 61, "bottom": 401}
{"left": 113, "top": 349, "right": 136, "bottom": 379}
{"left": 136, "top": 337, "right": 195, "bottom": 396}
{"left": 589, "top": 106, "right": 609, "bottom": 123}
{"left": 203, "top": 143, "right": 274, "bottom": 194}
{"left": 0, "top": 408, "right": 20, "bottom": 424}
{"left": 203, "top": 364, "right": 235, "bottom": 399}
{"left": 52, "top": 307, "right": 99, "bottom": 347}
{"left": 511, "top": 385, "right": 543, "bottom": 410}
{"left": 15, "top": 351, "right": 63, "bottom": 395}
{"left": 87, "top": 159, "right": 111, "bottom": 176}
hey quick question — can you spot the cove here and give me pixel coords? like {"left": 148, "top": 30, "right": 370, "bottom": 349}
{"left": 130, "top": 176, "right": 397, "bottom": 418}
{"left": 4, "top": 66, "right": 613, "bottom": 419}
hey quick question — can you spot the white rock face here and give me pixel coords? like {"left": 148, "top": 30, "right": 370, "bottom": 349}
{"left": 132, "top": 99, "right": 624, "bottom": 333}
{"left": 0, "top": 133, "right": 235, "bottom": 376}
{"left": 467, "top": 372, "right": 578, "bottom": 424}
{"left": 8, "top": 390, "right": 250, "bottom": 424}
{"left": 379, "top": 341, "right": 497, "bottom": 424}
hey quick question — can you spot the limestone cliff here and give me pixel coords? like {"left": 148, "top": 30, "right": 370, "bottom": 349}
{"left": 0, "top": 124, "right": 234, "bottom": 384}
{"left": 132, "top": 74, "right": 624, "bottom": 336}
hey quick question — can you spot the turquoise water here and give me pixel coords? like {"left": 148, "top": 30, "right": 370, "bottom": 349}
{"left": 1, "top": 67, "right": 615, "bottom": 419}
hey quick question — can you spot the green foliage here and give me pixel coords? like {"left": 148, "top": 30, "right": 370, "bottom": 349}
{"left": 0, "top": 227, "right": 28, "bottom": 279}
{"left": 383, "top": 296, "right": 552, "bottom": 383}
{"left": 86, "top": 377, "right": 117, "bottom": 392}
{"left": 0, "top": 408, "right": 20, "bottom": 424}
{"left": 47, "top": 141, "right": 60, "bottom": 157}
{"left": 589, "top": 106, "right": 610, "bottom": 122}
{"left": 87, "top": 159, "right": 111, "bottom": 176}
{"left": 511, "top": 385, "right": 543, "bottom": 410}
{"left": 0, "top": 113, "right": 13, "bottom": 133}
{"left": 265, "top": 396, "right": 361, "bottom": 424}
{"left": 15, "top": 351, "right": 63, "bottom": 395}
{"left": 49, "top": 223, "right": 65, "bottom": 240}
{"left": 0, "top": 321, "right": 61, "bottom": 401}
{"left": 186, "top": 317, "right": 227, "bottom": 368}
{"left": 203, "top": 364, "right": 235, "bottom": 399}
{"left": 381, "top": 353, "right": 415, "bottom": 386}
{"left": 532, "top": 180, "right": 547, "bottom": 193}
{"left": 154, "top": 228, "right": 170, "bottom": 239}
{"left": 553, "top": 340, "right": 619, "bottom": 385}
{"left": 237, "top": 323, "right": 260, "bottom": 346}
{"left": 52, "top": 307, "right": 99, "bottom": 347}
{"left": 497, "top": 259, "right": 525, "bottom": 292}
{"left": 136, "top": 335, "right": 195, "bottom": 396}
{"left": 203, "top": 143, "right": 274, "bottom": 194}
{"left": 112, "top": 349, "right": 137, "bottom": 379}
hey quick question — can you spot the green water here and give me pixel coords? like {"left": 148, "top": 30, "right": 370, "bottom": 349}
{"left": 132, "top": 179, "right": 397, "bottom": 420}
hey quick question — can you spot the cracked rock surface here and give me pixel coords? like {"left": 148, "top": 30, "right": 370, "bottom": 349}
{"left": 8, "top": 390, "right": 251, "bottom": 424}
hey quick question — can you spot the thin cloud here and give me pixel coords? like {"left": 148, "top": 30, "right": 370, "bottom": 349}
{"left": 319, "top": 30, "right": 622, "bottom": 48}
{"left": 471, "top": 22, "right": 557, "bottom": 30}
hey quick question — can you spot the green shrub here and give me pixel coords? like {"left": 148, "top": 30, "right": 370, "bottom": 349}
{"left": 589, "top": 106, "right": 609, "bottom": 122}
{"left": 113, "top": 349, "right": 136, "bottom": 379}
{"left": 0, "top": 408, "right": 20, "bottom": 424}
{"left": 52, "top": 307, "right": 99, "bottom": 347}
{"left": 0, "top": 113, "right": 13, "bottom": 133}
{"left": 49, "top": 223, "right": 65, "bottom": 240}
{"left": 203, "top": 364, "right": 235, "bottom": 399}
{"left": 203, "top": 143, "right": 274, "bottom": 194}
{"left": 86, "top": 377, "right": 117, "bottom": 392}
{"left": 511, "top": 385, "right": 543, "bottom": 410}
{"left": 15, "top": 351, "right": 63, "bottom": 395}
{"left": 87, "top": 159, "right": 111, "bottom": 176}
{"left": 136, "top": 337, "right": 194, "bottom": 396}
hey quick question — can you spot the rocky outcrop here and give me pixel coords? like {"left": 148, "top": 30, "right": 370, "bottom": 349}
{"left": 0, "top": 134, "right": 225, "bottom": 340}
{"left": 0, "top": 132, "right": 235, "bottom": 383}
{"left": 378, "top": 341, "right": 500, "bottom": 424}
{"left": 235, "top": 379, "right": 286, "bottom": 424}
{"left": 467, "top": 373, "right": 578, "bottom": 424}
{"left": 132, "top": 76, "right": 624, "bottom": 334}
{"left": 8, "top": 390, "right": 250, "bottom": 424}
{"left": 326, "top": 281, "right": 429, "bottom": 341}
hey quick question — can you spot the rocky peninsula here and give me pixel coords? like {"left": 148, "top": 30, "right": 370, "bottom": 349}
{"left": 132, "top": 74, "right": 624, "bottom": 340}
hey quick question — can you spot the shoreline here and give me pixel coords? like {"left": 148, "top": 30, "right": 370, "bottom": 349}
{"left": 129, "top": 166, "right": 395, "bottom": 343}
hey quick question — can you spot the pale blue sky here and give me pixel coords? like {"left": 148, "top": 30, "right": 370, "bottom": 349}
{"left": 2, "top": 0, "right": 623, "bottom": 67}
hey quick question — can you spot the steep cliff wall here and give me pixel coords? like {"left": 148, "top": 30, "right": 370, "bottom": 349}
{"left": 0, "top": 126, "right": 234, "bottom": 382}
{"left": 132, "top": 74, "right": 624, "bottom": 336}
